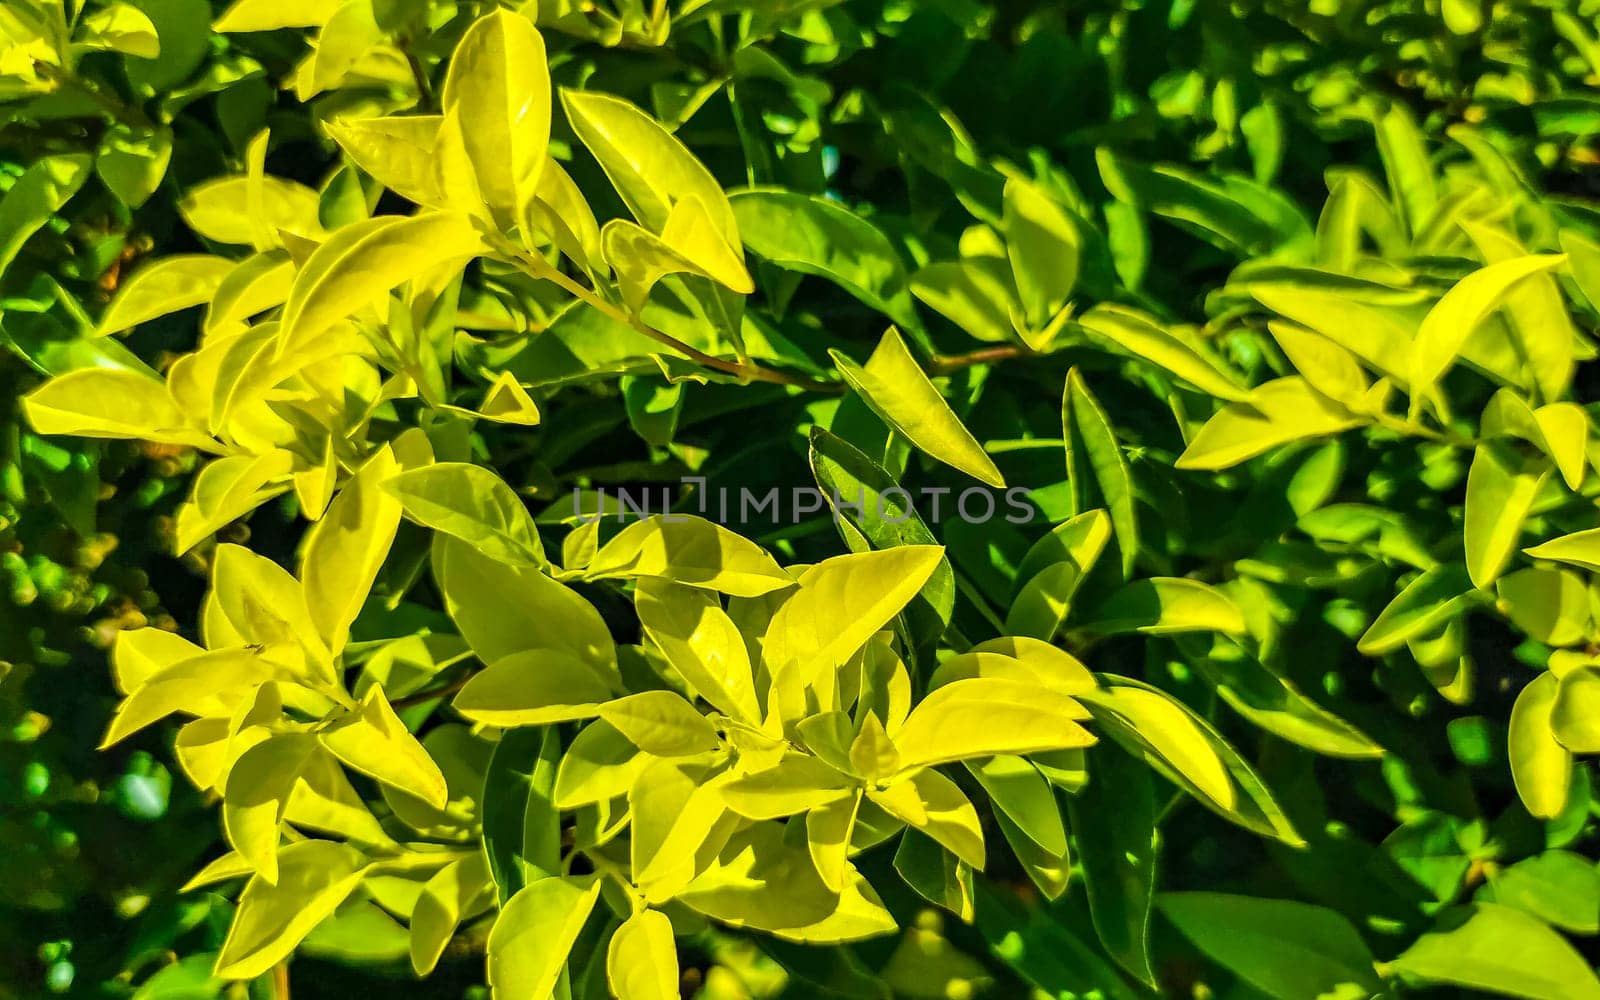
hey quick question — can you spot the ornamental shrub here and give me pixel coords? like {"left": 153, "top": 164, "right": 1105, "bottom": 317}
{"left": 7, "top": 1, "right": 1600, "bottom": 998}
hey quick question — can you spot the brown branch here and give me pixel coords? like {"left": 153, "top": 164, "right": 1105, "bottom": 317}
{"left": 926, "top": 344, "right": 1033, "bottom": 376}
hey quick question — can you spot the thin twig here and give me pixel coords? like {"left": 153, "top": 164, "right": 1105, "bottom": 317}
{"left": 926, "top": 344, "right": 1034, "bottom": 375}
{"left": 401, "top": 44, "right": 435, "bottom": 111}
{"left": 272, "top": 963, "right": 290, "bottom": 1000}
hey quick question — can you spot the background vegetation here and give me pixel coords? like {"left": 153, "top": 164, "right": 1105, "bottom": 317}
{"left": 4, "top": 0, "right": 1600, "bottom": 997}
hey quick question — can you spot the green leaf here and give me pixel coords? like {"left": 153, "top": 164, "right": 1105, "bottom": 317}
{"left": 440, "top": 9, "right": 551, "bottom": 231}
{"left": 452, "top": 650, "right": 615, "bottom": 727}
{"left": 1409, "top": 255, "right": 1567, "bottom": 409}
{"left": 96, "top": 124, "right": 173, "bottom": 208}
{"left": 1077, "top": 306, "right": 1248, "bottom": 402}
{"left": 1068, "top": 744, "right": 1157, "bottom": 985}
{"left": 831, "top": 329, "right": 1005, "bottom": 488}
{"left": 482, "top": 726, "right": 563, "bottom": 904}
{"left": 910, "top": 257, "right": 1019, "bottom": 345}
{"left": 213, "top": 840, "right": 367, "bottom": 979}
{"left": 1525, "top": 528, "right": 1600, "bottom": 573}
{"left": 1498, "top": 567, "right": 1592, "bottom": 647}
{"left": 0, "top": 154, "right": 91, "bottom": 276}
{"left": 410, "top": 853, "right": 493, "bottom": 975}
{"left": 435, "top": 535, "right": 616, "bottom": 671}
{"left": 1485, "top": 851, "right": 1600, "bottom": 935}
{"left": 1551, "top": 666, "right": 1600, "bottom": 752}
{"left": 608, "top": 910, "right": 679, "bottom": 1000}
{"left": 1063, "top": 369, "right": 1138, "bottom": 576}
{"left": 585, "top": 514, "right": 792, "bottom": 597}
{"left": 1159, "top": 892, "right": 1381, "bottom": 1000}
{"left": 487, "top": 876, "right": 601, "bottom": 1000}
{"left": 1176, "top": 377, "right": 1365, "bottom": 471}
{"left": 1464, "top": 442, "right": 1551, "bottom": 591}
{"left": 385, "top": 463, "right": 545, "bottom": 567}
{"left": 1077, "top": 578, "right": 1247, "bottom": 636}
{"left": 1357, "top": 565, "right": 1477, "bottom": 656}
{"left": 1002, "top": 177, "right": 1079, "bottom": 329}
{"left": 1384, "top": 903, "right": 1600, "bottom": 1000}
{"left": 730, "top": 188, "right": 920, "bottom": 331}
{"left": 808, "top": 426, "right": 957, "bottom": 628}
{"left": 97, "top": 255, "right": 234, "bottom": 336}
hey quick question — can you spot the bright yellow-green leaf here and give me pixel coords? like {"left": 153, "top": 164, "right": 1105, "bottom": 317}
{"left": 807, "top": 792, "right": 861, "bottom": 893}
{"left": 968, "top": 754, "right": 1067, "bottom": 857}
{"left": 608, "top": 909, "right": 679, "bottom": 1000}
{"left": 276, "top": 212, "right": 485, "bottom": 358}
{"left": 440, "top": 9, "right": 550, "bottom": 232}
{"left": 1498, "top": 567, "right": 1592, "bottom": 647}
{"left": 325, "top": 115, "right": 443, "bottom": 207}
{"left": 1079, "top": 305, "right": 1249, "bottom": 401}
{"left": 718, "top": 753, "right": 853, "bottom": 820}
{"left": 213, "top": 0, "right": 334, "bottom": 31}
{"left": 1409, "top": 254, "right": 1566, "bottom": 410}
{"left": 911, "top": 258, "right": 1018, "bottom": 344}
{"left": 102, "top": 649, "right": 283, "bottom": 747}
{"left": 1003, "top": 177, "right": 1080, "bottom": 329}
{"left": 1078, "top": 577, "right": 1247, "bottom": 636}
{"left": 1463, "top": 442, "right": 1549, "bottom": 590}
{"left": 1249, "top": 283, "right": 1414, "bottom": 385}
{"left": 476, "top": 371, "right": 542, "bottom": 425}
{"left": 599, "top": 691, "right": 721, "bottom": 757}
{"left": 636, "top": 579, "right": 761, "bottom": 723}
{"left": 320, "top": 685, "right": 448, "bottom": 808}
{"left": 486, "top": 876, "right": 600, "bottom": 1000}
{"left": 1176, "top": 377, "right": 1365, "bottom": 471}
{"left": 24, "top": 368, "right": 215, "bottom": 451}
{"left": 76, "top": 3, "right": 160, "bottom": 56}
{"left": 174, "top": 450, "right": 295, "bottom": 554}
{"left": 1525, "top": 527, "right": 1600, "bottom": 573}
{"left": 206, "top": 250, "right": 295, "bottom": 335}
{"left": 179, "top": 175, "right": 324, "bottom": 247}
{"left": 1550, "top": 666, "right": 1600, "bottom": 752}
{"left": 300, "top": 446, "right": 402, "bottom": 656}
{"left": 1357, "top": 565, "right": 1476, "bottom": 656}
{"left": 560, "top": 89, "right": 738, "bottom": 243}
{"left": 527, "top": 160, "right": 603, "bottom": 271}
{"left": 586, "top": 514, "right": 792, "bottom": 597}
{"left": 453, "top": 650, "right": 614, "bottom": 728}
{"left": 1267, "top": 320, "right": 1370, "bottom": 407}
{"left": 761, "top": 545, "right": 944, "bottom": 686}
{"left": 112, "top": 626, "right": 204, "bottom": 694}
{"left": 602, "top": 211, "right": 752, "bottom": 313}
{"left": 1509, "top": 672, "right": 1573, "bottom": 820}
{"left": 436, "top": 536, "right": 618, "bottom": 671}
{"left": 97, "top": 255, "right": 232, "bottom": 337}
{"left": 872, "top": 767, "right": 985, "bottom": 869}
{"left": 385, "top": 462, "right": 545, "bottom": 567}
{"left": 410, "top": 853, "right": 493, "bottom": 976}
{"left": 831, "top": 328, "right": 1004, "bottom": 487}
{"left": 1079, "top": 683, "right": 1233, "bottom": 811}
{"left": 893, "top": 678, "right": 1095, "bottom": 771}
{"left": 555, "top": 720, "right": 648, "bottom": 809}
{"left": 1461, "top": 220, "right": 1576, "bottom": 404}
{"left": 213, "top": 840, "right": 367, "bottom": 980}
{"left": 222, "top": 734, "right": 314, "bottom": 883}
{"left": 631, "top": 760, "right": 730, "bottom": 897}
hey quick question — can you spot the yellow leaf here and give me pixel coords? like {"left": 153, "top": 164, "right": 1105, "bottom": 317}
{"left": 1176, "top": 377, "right": 1364, "bottom": 471}
{"left": 320, "top": 685, "right": 449, "bottom": 808}
{"left": 299, "top": 446, "right": 402, "bottom": 656}
{"left": 832, "top": 329, "right": 1005, "bottom": 487}
{"left": 607, "top": 910, "right": 679, "bottom": 1000}
{"left": 213, "top": 840, "right": 367, "bottom": 980}
{"left": 892, "top": 678, "right": 1095, "bottom": 771}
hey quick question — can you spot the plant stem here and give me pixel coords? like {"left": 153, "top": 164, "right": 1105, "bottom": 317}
{"left": 272, "top": 963, "right": 290, "bottom": 1000}
{"left": 927, "top": 344, "right": 1033, "bottom": 375}
{"left": 401, "top": 43, "right": 435, "bottom": 111}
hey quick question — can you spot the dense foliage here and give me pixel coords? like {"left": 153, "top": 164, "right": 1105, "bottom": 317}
{"left": 6, "top": 0, "right": 1600, "bottom": 998}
